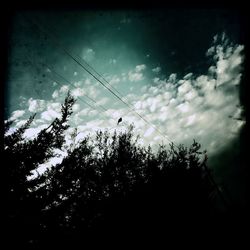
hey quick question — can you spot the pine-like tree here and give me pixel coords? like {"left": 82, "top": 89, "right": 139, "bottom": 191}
{"left": 5, "top": 92, "right": 75, "bottom": 247}
{"left": 5, "top": 92, "right": 225, "bottom": 248}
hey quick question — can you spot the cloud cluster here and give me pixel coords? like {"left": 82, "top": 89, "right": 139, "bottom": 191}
{"left": 128, "top": 64, "right": 146, "bottom": 82}
{"left": 7, "top": 34, "right": 245, "bottom": 176}
{"left": 124, "top": 34, "right": 245, "bottom": 153}
{"left": 206, "top": 33, "right": 244, "bottom": 88}
{"left": 10, "top": 110, "right": 25, "bottom": 121}
{"left": 82, "top": 48, "right": 95, "bottom": 61}
{"left": 152, "top": 66, "right": 161, "bottom": 73}
{"left": 28, "top": 98, "right": 46, "bottom": 112}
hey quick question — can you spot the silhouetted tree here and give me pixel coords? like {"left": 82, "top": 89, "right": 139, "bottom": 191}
{"left": 5, "top": 92, "right": 75, "bottom": 247}
{"left": 5, "top": 92, "right": 225, "bottom": 248}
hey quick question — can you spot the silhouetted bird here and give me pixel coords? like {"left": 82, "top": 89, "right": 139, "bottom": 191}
{"left": 117, "top": 117, "right": 122, "bottom": 125}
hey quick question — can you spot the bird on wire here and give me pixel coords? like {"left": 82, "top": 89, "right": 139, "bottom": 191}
{"left": 117, "top": 117, "right": 122, "bottom": 125}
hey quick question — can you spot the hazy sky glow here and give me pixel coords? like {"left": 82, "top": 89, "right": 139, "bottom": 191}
{"left": 6, "top": 10, "right": 245, "bottom": 175}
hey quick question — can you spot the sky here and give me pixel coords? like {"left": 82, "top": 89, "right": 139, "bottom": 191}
{"left": 5, "top": 9, "right": 246, "bottom": 186}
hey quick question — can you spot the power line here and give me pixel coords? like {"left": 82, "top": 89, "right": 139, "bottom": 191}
{"left": 20, "top": 40, "right": 140, "bottom": 134}
{"left": 39, "top": 61, "right": 110, "bottom": 114}
{"left": 64, "top": 49, "right": 174, "bottom": 144}
{"left": 71, "top": 53, "right": 163, "bottom": 127}
{"left": 26, "top": 16, "right": 174, "bottom": 145}
{"left": 19, "top": 16, "right": 124, "bottom": 127}
{"left": 22, "top": 50, "right": 117, "bottom": 125}
{"left": 21, "top": 14, "right": 230, "bottom": 210}
{"left": 22, "top": 15, "right": 142, "bottom": 128}
{"left": 73, "top": 53, "right": 126, "bottom": 101}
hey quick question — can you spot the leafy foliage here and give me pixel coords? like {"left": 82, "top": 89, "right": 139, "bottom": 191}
{"left": 5, "top": 93, "right": 227, "bottom": 248}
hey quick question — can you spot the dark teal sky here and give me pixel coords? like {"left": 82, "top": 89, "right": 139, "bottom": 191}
{"left": 6, "top": 9, "right": 243, "bottom": 117}
{"left": 5, "top": 9, "right": 245, "bottom": 148}
{"left": 5, "top": 8, "right": 247, "bottom": 208}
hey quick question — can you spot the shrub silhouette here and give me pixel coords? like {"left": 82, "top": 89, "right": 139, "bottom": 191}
{"left": 5, "top": 92, "right": 229, "bottom": 248}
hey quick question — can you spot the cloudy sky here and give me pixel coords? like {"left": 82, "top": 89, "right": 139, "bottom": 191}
{"left": 5, "top": 9, "right": 246, "bottom": 177}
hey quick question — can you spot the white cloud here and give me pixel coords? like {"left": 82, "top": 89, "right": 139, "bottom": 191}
{"left": 185, "top": 114, "right": 196, "bottom": 127}
{"left": 10, "top": 110, "right": 25, "bottom": 121}
{"left": 72, "top": 104, "right": 80, "bottom": 112}
{"left": 72, "top": 88, "right": 85, "bottom": 97}
{"left": 134, "top": 101, "right": 142, "bottom": 110}
{"left": 8, "top": 33, "right": 245, "bottom": 159}
{"left": 47, "top": 102, "right": 61, "bottom": 111}
{"left": 52, "top": 90, "right": 59, "bottom": 99}
{"left": 85, "top": 78, "right": 91, "bottom": 85}
{"left": 75, "top": 131, "right": 89, "bottom": 142}
{"left": 195, "top": 75, "right": 216, "bottom": 92}
{"left": 28, "top": 148, "right": 69, "bottom": 178}
{"left": 206, "top": 34, "right": 244, "bottom": 88}
{"left": 82, "top": 48, "right": 95, "bottom": 61}
{"left": 144, "top": 127, "right": 155, "bottom": 137}
{"left": 183, "top": 73, "right": 193, "bottom": 80}
{"left": 177, "top": 102, "right": 190, "bottom": 113}
{"left": 215, "top": 45, "right": 244, "bottom": 87}
{"left": 153, "top": 77, "right": 160, "bottom": 84}
{"left": 184, "top": 89, "right": 198, "bottom": 101}
{"left": 15, "top": 120, "right": 27, "bottom": 127}
{"left": 82, "top": 119, "right": 105, "bottom": 132}
{"left": 109, "top": 58, "right": 117, "bottom": 64}
{"left": 127, "top": 64, "right": 147, "bottom": 82}
{"left": 41, "top": 109, "right": 60, "bottom": 121}
{"left": 88, "top": 110, "right": 98, "bottom": 117}
{"left": 121, "top": 73, "right": 127, "bottom": 81}
{"left": 83, "top": 83, "right": 100, "bottom": 99}
{"left": 152, "top": 67, "right": 161, "bottom": 73}
{"left": 178, "top": 80, "right": 192, "bottom": 96}
{"left": 116, "top": 33, "right": 244, "bottom": 153}
{"left": 28, "top": 99, "right": 46, "bottom": 112}
{"left": 128, "top": 71, "right": 144, "bottom": 82}
{"left": 23, "top": 124, "right": 48, "bottom": 139}
{"left": 59, "top": 85, "right": 69, "bottom": 94}
{"left": 168, "top": 73, "right": 177, "bottom": 83}
{"left": 106, "top": 109, "right": 123, "bottom": 120}
{"left": 78, "top": 108, "right": 90, "bottom": 117}
{"left": 109, "top": 75, "right": 120, "bottom": 85}
{"left": 71, "top": 113, "right": 83, "bottom": 126}
{"left": 97, "top": 97, "right": 109, "bottom": 106}
{"left": 135, "top": 64, "right": 146, "bottom": 72}
{"left": 74, "top": 80, "right": 83, "bottom": 87}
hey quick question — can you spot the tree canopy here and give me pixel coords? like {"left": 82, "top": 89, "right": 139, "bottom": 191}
{"left": 4, "top": 92, "right": 234, "bottom": 248}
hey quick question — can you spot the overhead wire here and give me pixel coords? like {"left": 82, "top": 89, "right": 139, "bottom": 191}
{"left": 20, "top": 14, "right": 229, "bottom": 210}
{"left": 21, "top": 49, "right": 118, "bottom": 127}
{"left": 25, "top": 15, "right": 175, "bottom": 145}
{"left": 39, "top": 61, "right": 110, "bottom": 113}
{"left": 19, "top": 17, "right": 124, "bottom": 127}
